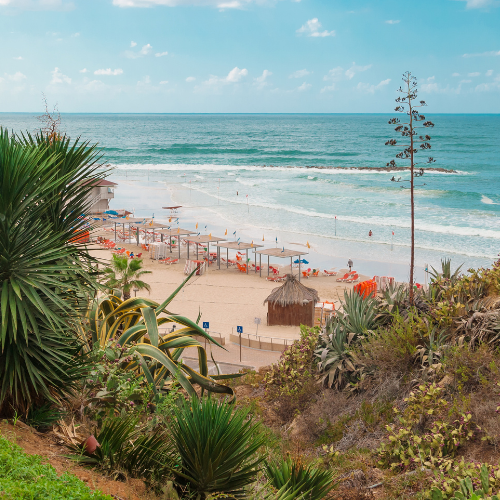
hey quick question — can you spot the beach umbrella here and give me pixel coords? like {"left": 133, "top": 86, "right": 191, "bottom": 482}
{"left": 104, "top": 210, "right": 118, "bottom": 215}
{"left": 294, "top": 258, "right": 309, "bottom": 264}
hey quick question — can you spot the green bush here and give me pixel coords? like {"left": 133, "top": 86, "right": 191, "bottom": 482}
{"left": 0, "top": 434, "right": 112, "bottom": 499}
{"left": 430, "top": 464, "right": 500, "bottom": 500}
{"left": 169, "top": 396, "right": 266, "bottom": 498}
{"left": 378, "top": 383, "right": 475, "bottom": 472}
{"left": 264, "top": 326, "right": 320, "bottom": 419}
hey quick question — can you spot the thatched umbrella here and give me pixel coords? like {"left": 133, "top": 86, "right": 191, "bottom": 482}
{"left": 264, "top": 274, "right": 319, "bottom": 327}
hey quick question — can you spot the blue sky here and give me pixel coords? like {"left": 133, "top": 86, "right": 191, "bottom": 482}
{"left": 1, "top": 0, "right": 499, "bottom": 113}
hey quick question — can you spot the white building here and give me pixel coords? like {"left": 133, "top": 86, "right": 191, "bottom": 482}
{"left": 85, "top": 179, "right": 118, "bottom": 214}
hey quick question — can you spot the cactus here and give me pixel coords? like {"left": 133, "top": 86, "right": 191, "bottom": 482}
{"left": 430, "top": 465, "right": 500, "bottom": 500}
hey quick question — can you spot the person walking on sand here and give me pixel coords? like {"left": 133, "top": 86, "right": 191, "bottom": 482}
{"left": 348, "top": 259, "right": 353, "bottom": 272}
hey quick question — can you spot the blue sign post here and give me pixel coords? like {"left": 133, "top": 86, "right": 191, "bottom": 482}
{"left": 237, "top": 326, "right": 243, "bottom": 361}
{"left": 203, "top": 321, "right": 210, "bottom": 330}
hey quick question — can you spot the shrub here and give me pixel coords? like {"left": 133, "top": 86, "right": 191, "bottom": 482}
{"left": 429, "top": 461, "right": 500, "bottom": 499}
{"left": 0, "top": 433, "right": 112, "bottom": 499}
{"left": 169, "top": 396, "right": 266, "bottom": 498}
{"left": 377, "top": 383, "right": 475, "bottom": 472}
{"left": 265, "top": 454, "right": 337, "bottom": 500}
{"left": 0, "top": 129, "right": 106, "bottom": 414}
{"left": 355, "top": 312, "right": 424, "bottom": 375}
{"left": 264, "top": 326, "right": 320, "bottom": 420}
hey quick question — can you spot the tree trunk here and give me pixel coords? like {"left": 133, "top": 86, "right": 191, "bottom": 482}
{"left": 409, "top": 84, "right": 415, "bottom": 305}
{"left": 123, "top": 291, "right": 131, "bottom": 300}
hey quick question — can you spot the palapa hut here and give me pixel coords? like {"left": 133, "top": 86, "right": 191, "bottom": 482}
{"left": 264, "top": 274, "right": 319, "bottom": 327}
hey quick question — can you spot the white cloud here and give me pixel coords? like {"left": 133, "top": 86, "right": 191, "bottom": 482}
{"left": 463, "top": 50, "right": 500, "bottom": 57}
{"left": 226, "top": 66, "right": 248, "bottom": 82}
{"left": 457, "top": 0, "right": 496, "bottom": 8}
{"left": 125, "top": 43, "right": 153, "bottom": 58}
{"left": 322, "top": 63, "right": 371, "bottom": 89}
{"left": 297, "top": 82, "right": 311, "bottom": 91}
{"left": 356, "top": 78, "right": 391, "bottom": 93}
{"left": 80, "top": 68, "right": 88, "bottom": 73}
{"left": 385, "top": 19, "right": 400, "bottom": 24}
{"left": 130, "top": 41, "right": 137, "bottom": 47}
{"left": 94, "top": 68, "right": 123, "bottom": 76}
{"left": 421, "top": 82, "right": 462, "bottom": 94}
{"left": 289, "top": 69, "right": 310, "bottom": 79}
{"left": 297, "top": 18, "right": 335, "bottom": 37}
{"left": 155, "top": 51, "right": 169, "bottom": 57}
{"left": 113, "top": 0, "right": 252, "bottom": 7}
{"left": 0, "top": 0, "right": 74, "bottom": 10}
{"left": 137, "top": 75, "right": 151, "bottom": 86}
{"left": 160, "top": 80, "right": 169, "bottom": 84}
{"left": 203, "top": 66, "right": 248, "bottom": 87}
{"left": 468, "top": 72, "right": 481, "bottom": 77}
{"left": 254, "top": 69, "right": 272, "bottom": 89}
{"left": 80, "top": 79, "right": 107, "bottom": 92}
{"left": 6, "top": 71, "right": 27, "bottom": 82}
{"left": 345, "top": 63, "right": 371, "bottom": 79}
{"left": 50, "top": 67, "right": 71, "bottom": 84}
{"left": 427, "top": 76, "right": 435, "bottom": 81}
{"left": 460, "top": 79, "right": 472, "bottom": 83}
{"left": 13, "top": 56, "right": 23, "bottom": 60}
{"left": 475, "top": 80, "right": 500, "bottom": 92}
{"left": 452, "top": 72, "right": 460, "bottom": 77}
{"left": 72, "top": 32, "right": 80, "bottom": 37}
{"left": 486, "top": 69, "right": 494, "bottom": 76}
{"left": 186, "top": 76, "right": 196, "bottom": 82}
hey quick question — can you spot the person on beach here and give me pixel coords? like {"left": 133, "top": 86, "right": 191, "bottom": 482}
{"left": 348, "top": 259, "right": 353, "bottom": 272}
{"left": 368, "top": 230, "right": 373, "bottom": 237}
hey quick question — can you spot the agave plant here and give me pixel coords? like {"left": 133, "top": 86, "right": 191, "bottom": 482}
{"left": 338, "top": 290, "right": 380, "bottom": 337}
{"left": 168, "top": 396, "right": 266, "bottom": 498}
{"left": 315, "top": 318, "right": 361, "bottom": 390}
{"left": 87, "top": 268, "right": 235, "bottom": 398}
{"left": 0, "top": 128, "right": 106, "bottom": 413}
{"left": 430, "top": 258, "right": 463, "bottom": 284}
{"left": 265, "top": 455, "right": 337, "bottom": 500}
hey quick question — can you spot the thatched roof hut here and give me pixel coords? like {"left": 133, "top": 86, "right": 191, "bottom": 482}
{"left": 264, "top": 274, "right": 319, "bottom": 327}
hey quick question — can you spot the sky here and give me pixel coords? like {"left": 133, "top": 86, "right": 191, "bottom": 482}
{"left": 0, "top": 0, "right": 499, "bottom": 113}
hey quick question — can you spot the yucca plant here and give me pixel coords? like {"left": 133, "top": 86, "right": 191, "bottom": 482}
{"left": 0, "top": 128, "right": 107, "bottom": 414}
{"left": 169, "top": 396, "right": 266, "bottom": 498}
{"left": 71, "top": 415, "right": 172, "bottom": 484}
{"left": 265, "top": 455, "right": 337, "bottom": 500}
{"left": 430, "top": 258, "right": 463, "bottom": 284}
{"left": 88, "top": 269, "right": 236, "bottom": 398}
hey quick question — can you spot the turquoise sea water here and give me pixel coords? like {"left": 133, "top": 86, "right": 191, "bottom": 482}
{"left": 2, "top": 113, "right": 499, "bottom": 281}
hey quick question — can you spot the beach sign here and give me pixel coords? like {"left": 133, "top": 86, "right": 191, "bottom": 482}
{"left": 237, "top": 326, "right": 243, "bottom": 334}
{"left": 203, "top": 321, "right": 209, "bottom": 329}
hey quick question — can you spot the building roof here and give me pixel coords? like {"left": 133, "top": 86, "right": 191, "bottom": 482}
{"left": 184, "top": 234, "right": 227, "bottom": 243}
{"left": 82, "top": 179, "right": 118, "bottom": 187}
{"left": 264, "top": 274, "right": 319, "bottom": 306}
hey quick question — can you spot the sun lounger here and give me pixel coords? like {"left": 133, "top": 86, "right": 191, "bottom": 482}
{"left": 159, "top": 257, "right": 171, "bottom": 264}
{"left": 165, "top": 258, "right": 178, "bottom": 265}
{"left": 345, "top": 273, "right": 359, "bottom": 283}
{"left": 311, "top": 270, "right": 320, "bottom": 277}
{"left": 302, "top": 271, "right": 310, "bottom": 278}
{"left": 323, "top": 270, "right": 338, "bottom": 276}
{"left": 336, "top": 272, "right": 351, "bottom": 282}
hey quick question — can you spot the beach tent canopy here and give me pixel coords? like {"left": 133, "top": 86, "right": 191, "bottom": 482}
{"left": 214, "top": 240, "right": 264, "bottom": 273}
{"left": 254, "top": 247, "right": 309, "bottom": 280}
{"left": 264, "top": 274, "right": 319, "bottom": 306}
{"left": 264, "top": 274, "right": 319, "bottom": 327}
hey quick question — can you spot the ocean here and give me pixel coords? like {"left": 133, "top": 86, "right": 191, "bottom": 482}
{"left": 2, "top": 113, "right": 499, "bottom": 282}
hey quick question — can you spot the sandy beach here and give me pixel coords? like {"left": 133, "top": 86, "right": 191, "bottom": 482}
{"left": 91, "top": 237, "right": 370, "bottom": 368}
